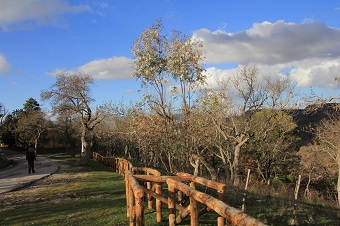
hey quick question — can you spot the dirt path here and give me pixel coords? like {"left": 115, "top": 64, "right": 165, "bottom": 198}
{"left": 0, "top": 148, "right": 59, "bottom": 193}
{"left": 0, "top": 161, "right": 102, "bottom": 214}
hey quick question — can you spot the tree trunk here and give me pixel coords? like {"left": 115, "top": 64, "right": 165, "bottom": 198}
{"left": 192, "top": 154, "right": 217, "bottom": 181}
{"left": 337, "top": 162, "right": 340, "bottom": 207}
{"left": 78, "top": 145, "right": 92, "bottom": 165}
{"left": 77, "top": 130, "right": 92, "bottom": 165}
{"left": 233, "top": 135, "right": 249, "bottom": 186}
{"left": 233, "top": 144, "right": 241, "bottom": 186}
{"left": 189, "top": 157, "right": 200, "bottom": 176}
{"left": 218, "top": 147, "right": 231, "bottom": 182}
{"left": 34, "top": 138, "right": 38, "bottom": 156}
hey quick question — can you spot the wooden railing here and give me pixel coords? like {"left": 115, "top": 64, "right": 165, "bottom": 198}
{"left": 92, "top": 152, "right": 267, "bottom": 226}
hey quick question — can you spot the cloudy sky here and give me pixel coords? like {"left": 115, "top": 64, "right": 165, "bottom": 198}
{"left": 0, "top": 0, "right": 339, "bottom": 112}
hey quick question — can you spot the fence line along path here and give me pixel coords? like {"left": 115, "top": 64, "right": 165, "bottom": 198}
{"left": 92, "top": 152, "right": 267, "bottom": 226}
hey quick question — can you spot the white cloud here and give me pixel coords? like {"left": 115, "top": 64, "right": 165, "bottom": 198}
{"left": 194, "top": 20, "right": 340, "bottom": 65}
{"left": 289, "top": 58, "right": 340, "bottom": 89}
{"left": 78, "top": 57, "right": 133, "bottom": 80}
{"left": 203, "top": 61, "right": 340, "bottom": 93}
{"left": 0, "top": 54, "right": 11, "bottom": 73}
{"left": 193, "top": 20, "right": 340, "bottom": 90}
{"left": 202, "top": 64, "right": 288, "bottom": 90}
{"left": 0, "top": 0, "right": 91, "bottom": 30}
{"left": 49, "top": 56, "right": 133, "bottom": 80}
{"left": 203, "top": 67, "right": 235, "bottom": 90}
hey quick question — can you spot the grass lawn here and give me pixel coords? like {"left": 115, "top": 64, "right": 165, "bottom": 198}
{"left": 0, "top": 156, "right": 130, "bottom": 226}
{"left": 0, "top": 154, "right": 339, "bottom": 225}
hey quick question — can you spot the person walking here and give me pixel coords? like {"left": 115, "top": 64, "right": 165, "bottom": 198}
{"left": 26, "top": 148, "right": 36, "bottom": 174}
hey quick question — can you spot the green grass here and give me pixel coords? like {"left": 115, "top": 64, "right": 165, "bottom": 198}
{"left": 0, "top": 156, "right": 130, "bottom": 226}
{"left": 1, "top": 154, "right": 339, "bottom": 225}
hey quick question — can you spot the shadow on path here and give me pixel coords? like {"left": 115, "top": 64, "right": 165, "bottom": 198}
{"left": 0, "top": 148, "right": 59, "bottom": 193}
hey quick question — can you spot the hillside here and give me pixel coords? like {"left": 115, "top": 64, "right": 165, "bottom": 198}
{"left": 287, "top": 103, "right": 339, "bottom": 146}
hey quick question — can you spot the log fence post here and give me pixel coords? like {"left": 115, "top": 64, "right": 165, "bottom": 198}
{"left": 125, "top": 170, "right": 145, "bottom": 226}
{"left": 135, "top": 190, "right": 144, "bottom": 226}
{"left": 155, "top": 182, "right": 162, "bottom": 222}
{"left": 147, "top": 172, "right": 152, "bottom": 209}
{"left": 217, "top": 182, "right": 226, "bottom": 226}
{"left": 168, "top": 184, "right": 176, "bottom": 226}
{"left": 92, "top": 154, "right": 266, "bottom": 226}
{"left": 190, "top": 194, "right": 198, "bottom": 226}
{"left": 125, "top": 170, "right": 131, "bottom": 218}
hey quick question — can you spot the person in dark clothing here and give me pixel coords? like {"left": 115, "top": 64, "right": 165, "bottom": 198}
{"left": 26, "top": 148, "right": 36, "bottom": 174}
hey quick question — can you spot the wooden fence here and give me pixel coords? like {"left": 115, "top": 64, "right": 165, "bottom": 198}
{"left": 92, "top": 152, "right": 267, "bottom": 226}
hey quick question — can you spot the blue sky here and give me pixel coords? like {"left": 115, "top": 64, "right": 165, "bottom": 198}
{"left": 0, "top": 0, "right": 339, "bottom": 112}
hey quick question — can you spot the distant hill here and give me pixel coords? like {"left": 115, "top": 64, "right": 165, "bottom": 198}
{"left": 286, "top": 103, "right": 339, "bottom": 146}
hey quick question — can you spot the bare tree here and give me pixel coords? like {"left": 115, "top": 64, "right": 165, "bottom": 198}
{"left": 54, "top": 110, "right": 80, "bottom": 157}
{"left": 312, "top": 116, "right": 340, "bottom": 206}
{"left": 201, "top": 64, "right": 297, "bottom": 186}
{"left": 12, "top": 98, "right": 49, "bottom": 152}
{"left": 41, "top": 73, "right": 107, "bottom": 165}
{"left": 298, "top": 145, "right": 331, "bottom": 201}
{"left": 298, "top": 76, "right": 340, "bottom": 203}
{"left": 16, "top": 111, "right": 49, "bottom": 152}
{"left": 201, "top": 64, "right": 268, "bottom": 185}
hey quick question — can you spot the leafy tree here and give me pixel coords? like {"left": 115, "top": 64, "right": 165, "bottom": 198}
{"left": 23, "top": 98, "right": 41, "bottom": 113}
{"left": 41, "top": 73, "right": 108, "bottom": 165}
{"left": 0, "top": 99, "right": 47, "bottom": 149}
{"left": 131, "top": 20, "right": 206, "bottom": 174}
{"left": 248, "top": 109, "right": 300, "bottom": 184}
{"left": 0, "top": 113, "right": 16, "bottom": 146}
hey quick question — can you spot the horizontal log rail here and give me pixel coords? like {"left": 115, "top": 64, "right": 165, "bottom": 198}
{"left": 167, "top": 178, "right": 267, "bottom": 226}
{"left": 177, "top": 172, "right": 227, "bottom": 194}
{"left": 133, "top": 175, "right": 192, "bottom": 183}
{"left": 92, "top": 152, "right": 267, "bottom": 226}
{"left": 131, "top": 166, "right": 162, "bottom": 222}
{"left": 131, "top": 167, "right": 161, "bottom": 176}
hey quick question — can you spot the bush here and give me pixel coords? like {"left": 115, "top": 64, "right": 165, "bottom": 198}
{"left": 0, "top": 157, "right": 12, "bottom": 169}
